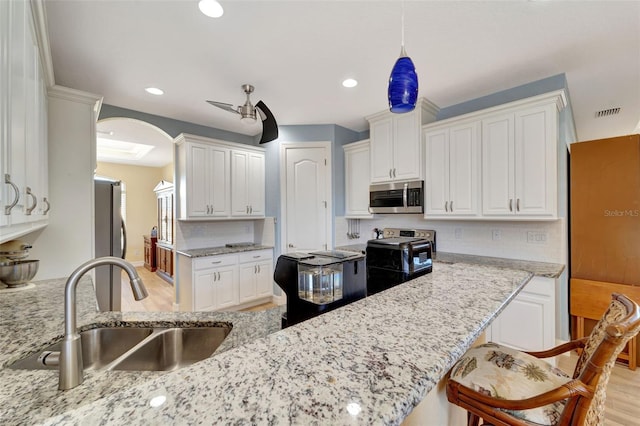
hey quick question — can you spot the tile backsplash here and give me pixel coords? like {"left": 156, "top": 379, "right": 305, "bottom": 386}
{"left": 335, "top": 215, "right": 566, "bottom": 264}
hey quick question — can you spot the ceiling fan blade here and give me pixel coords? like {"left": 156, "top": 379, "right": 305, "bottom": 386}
{"left": 255, "top": 100, "right": 278, "bottom": 144}
{"left": 206, "top": 100, "right": 240, "bottom": 115}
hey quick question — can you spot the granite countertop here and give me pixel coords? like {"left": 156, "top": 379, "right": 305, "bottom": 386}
{"left": 435, "top": 252, "right": 565, "bottom": 278}
{"left": 0, "top": 261, "right": 532, "bottom": 425}
{"left": 0, "top": 278, "right": 283, "bottom": 424}
{"left": 176, "top": 244, "right": 273, "bottom": 258}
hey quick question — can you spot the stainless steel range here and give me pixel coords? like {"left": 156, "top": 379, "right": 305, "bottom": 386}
{"left": 366, "top": 228, "right": 435, "bottom": 295}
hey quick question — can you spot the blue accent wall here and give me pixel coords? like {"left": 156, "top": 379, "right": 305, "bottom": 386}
{"left": 437, "top": 74, "right": 569, "bottom": 120}
{"left": 99, "top": 104, "right": 256, "bottom": 145}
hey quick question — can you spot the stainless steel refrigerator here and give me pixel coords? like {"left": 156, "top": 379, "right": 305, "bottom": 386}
{"left": 94, "top": 177, "right": 127, "bottom": 311}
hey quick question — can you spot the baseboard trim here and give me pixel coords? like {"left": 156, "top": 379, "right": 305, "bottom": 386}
{"left": 130, "top": 260, "right": 144, "bottom": 267}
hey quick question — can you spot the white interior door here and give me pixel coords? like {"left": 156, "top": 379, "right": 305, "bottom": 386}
{"left": 282, "top": 143, "right": 331, "bottom": 253}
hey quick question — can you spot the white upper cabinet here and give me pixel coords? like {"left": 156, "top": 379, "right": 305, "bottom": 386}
{"left": 482, "top": 102, "right": 559, "bottom": 218}
{"left": 424, "top": 121, "right": 481, "bottom": 218}
{"left": 181, "top": 140, "right": 230, "bottom": 218}
{"left": 231, "top": 149, "right": 265, "bottom": 217}
{"left": 175, "top": 134, "right": 265, "bottom": 221}
{"left": 422, "top": 91, "right": 565, "bottom": 221}
{"left": 367, "top": 99, "right": 439, "bottom": 184}
{"left": 343, "top": 139, "right": 373, "bottom": 218}
{"left": 1, "top": 0, "right": 49, "bottom": 241}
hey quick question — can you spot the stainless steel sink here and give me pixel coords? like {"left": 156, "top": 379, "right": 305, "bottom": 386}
{"left": 8, "top": 325, "right": 231, "bottom": 372}
{"left": 109, "top": 327, "right": 230, "bottom": 371}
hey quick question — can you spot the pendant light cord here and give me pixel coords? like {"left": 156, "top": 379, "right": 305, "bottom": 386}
{"left": 401, "top": 0, "right": 405, "bottom": 48}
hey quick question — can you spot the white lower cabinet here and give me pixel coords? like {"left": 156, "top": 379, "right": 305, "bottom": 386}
{"left": 179, "top": 249, "right": 273, "bottom": 312}
{"left": 194, "top": 265, "right": 238, "bottom": 311}
{"left": 238, "top": 250, "right": 273, "bottom": 303}
{"left": 487, "top": 276, "right": 556, "bottom": 352}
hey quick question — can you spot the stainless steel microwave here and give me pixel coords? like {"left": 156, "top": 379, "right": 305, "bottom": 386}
{"left": 369, "top": 180, "right": 424, "bottom": 214}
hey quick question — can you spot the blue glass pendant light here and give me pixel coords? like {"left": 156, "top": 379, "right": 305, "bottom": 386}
{"left": 388, "top": 1, "right": 418, "bottom": 113}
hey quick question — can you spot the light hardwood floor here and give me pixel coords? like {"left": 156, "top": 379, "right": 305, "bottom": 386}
{"left": 120, "top": 273, "right": 640, "bottom": 424}
{"left": 120, "top": 267, "right": 174, "bottom": 311}
{"left": 557, "top": 353, "right": 640, "bottom": 425}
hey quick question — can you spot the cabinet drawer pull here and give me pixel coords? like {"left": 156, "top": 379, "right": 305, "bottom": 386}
{"left": 25, "top": 187, "right": 37, "bottom": 215}
{"left": 509, "top": 199, "right": 513, "bottom": 212}
{"left": 516, "top": 198, "right": 520, "bottom": 212}
{"left": 211, "top": 260, "right": 222, "bottom": 264}
{"left": 444, "top": 201, "right": 448, "bottom": 212}
{"left": 257, "top": 265, "right": 261, "bottom": 273}
{"left": 393, "top": 168, "right": 396, "bottom": 178}
{"left": 4, "top": 174, "right": 20, "bottom": 215}
{"left": 43, "top": 197, "right": 50, "bottom": 214}
{"left": 253, "top": 255, "right": 260, "bottom": 258}
{"left": 450, "top": 200, "right": 453, "bottom": 212}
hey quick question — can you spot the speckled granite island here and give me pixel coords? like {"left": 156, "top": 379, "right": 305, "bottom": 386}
{"left": 0, "top": 259, "right": 538, "bottom": 425}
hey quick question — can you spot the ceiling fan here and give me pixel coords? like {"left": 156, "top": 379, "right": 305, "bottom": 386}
{"left": 207, "top": 84, "right": 278, "bottom": 144}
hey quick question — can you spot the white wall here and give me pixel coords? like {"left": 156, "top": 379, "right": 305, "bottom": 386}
{"left": 25, "top": 86, "right": 102, "bottom": 280}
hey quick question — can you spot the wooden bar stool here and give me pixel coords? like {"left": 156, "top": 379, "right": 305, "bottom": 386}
{"left": 445, "top": 293, "right": 640, "bottom": 426}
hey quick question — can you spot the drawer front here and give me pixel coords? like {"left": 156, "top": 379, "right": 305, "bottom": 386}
{"left": 238, "top": 249, "right": 273, "bottom": 264}
{"left": 523, "top": 276, "right": 555, "bottom": 297}
{"left": 193, "top": 254, "right": 237, "bottom": 270}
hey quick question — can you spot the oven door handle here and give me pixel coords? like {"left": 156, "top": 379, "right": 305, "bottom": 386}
{"left": 403, "top": 183, "right": 408, "bottom": 208}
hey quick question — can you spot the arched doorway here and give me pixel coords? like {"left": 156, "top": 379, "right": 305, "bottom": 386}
{"left": 95, "top": 118, "right": 175, "bottom": 312}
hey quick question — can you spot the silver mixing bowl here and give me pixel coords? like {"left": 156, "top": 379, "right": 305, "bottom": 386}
{"left": 0, "top": 260, "right": 39, "bottom": 287}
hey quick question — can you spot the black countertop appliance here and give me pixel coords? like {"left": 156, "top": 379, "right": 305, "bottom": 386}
{"left": 366, "top": 237, "right": 433, "bottom": 295}
{"left": 274, "top": 250, "right": 366, "bottom": 328}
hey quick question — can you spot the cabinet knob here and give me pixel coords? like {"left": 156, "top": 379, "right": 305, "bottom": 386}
{"left": 288, "top": 243, "right": 294, "bottom": 248}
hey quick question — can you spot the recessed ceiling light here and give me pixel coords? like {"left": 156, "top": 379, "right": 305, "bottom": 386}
{"left": 342, "top": 78, "right": 358, "bottom": 88}
{"left": 145, "top": 87, "right": 164, "bottom": 95}
{"left": 199, "top": 0, "right": 224, "bottom": 18}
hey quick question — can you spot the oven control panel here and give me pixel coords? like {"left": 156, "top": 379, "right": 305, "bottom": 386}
{"left": 382, "top": 228, "right": 434, "bottom": 240}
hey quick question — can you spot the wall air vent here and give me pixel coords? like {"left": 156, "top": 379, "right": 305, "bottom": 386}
{"left": 595, "top": 107, "right": 621, "bottom": 118}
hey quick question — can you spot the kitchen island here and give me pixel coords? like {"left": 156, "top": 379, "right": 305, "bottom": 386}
{"left": 0, "top": 260, "right": 534, "bottom": 425}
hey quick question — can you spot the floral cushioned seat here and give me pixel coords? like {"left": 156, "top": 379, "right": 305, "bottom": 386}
{"left": 449, "top": 343, "right": 571, "bottom": 425}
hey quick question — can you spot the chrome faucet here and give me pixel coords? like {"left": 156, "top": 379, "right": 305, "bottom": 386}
{"left": 55, "top": 256, "right": 148, "bottom": 390}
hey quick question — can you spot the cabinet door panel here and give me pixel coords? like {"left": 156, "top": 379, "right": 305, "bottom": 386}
{"left": 7, "top": 0, "right": 27, "bottom": 224}
{"left": 209, "top": 146, "right": 230, "bottom": 216}
{"left": 393, "top": 112, "right": 421, "bottom": 181}
{"left": 370, "top": 118, "right": 394, "bottom": 183}
{"left": 424, "top": 129, "right": 449, "bottom": 215}
{"left": 231, "top": 150, "right": 249, "bottom": 216}
{"left": 215, "top": 267, "right": 238, "bottom": 309}
{"left": 187, "top": 143, "right": 210, "bottom": 217}
{"left": 194, "top": 272, "right": 215, "bottom": 311}
{"left": 344, "top": 141, "right": 372, "bottom": 217}
{"left": 482, "top": 114, "right": 514, "bottom": 215}
{"left": 248, "top": 152, "right": 265, "bottom": 216}
{"left": 0, "top": 0, "right": 8, "bottom": 227}
{"left": 515, "top": 104, "right": 557, "bottom": 216}
{"left": 449, "top": 123, "right": 480, "bottom": 216}
{"left": 256, "top": 260, "right": 273, "bottom": 298}
{"left": 491, "top": 293, "right": 552, "bottom": 352}
{"left": 238, "top": 264, "right": 257, "bottom": 303}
